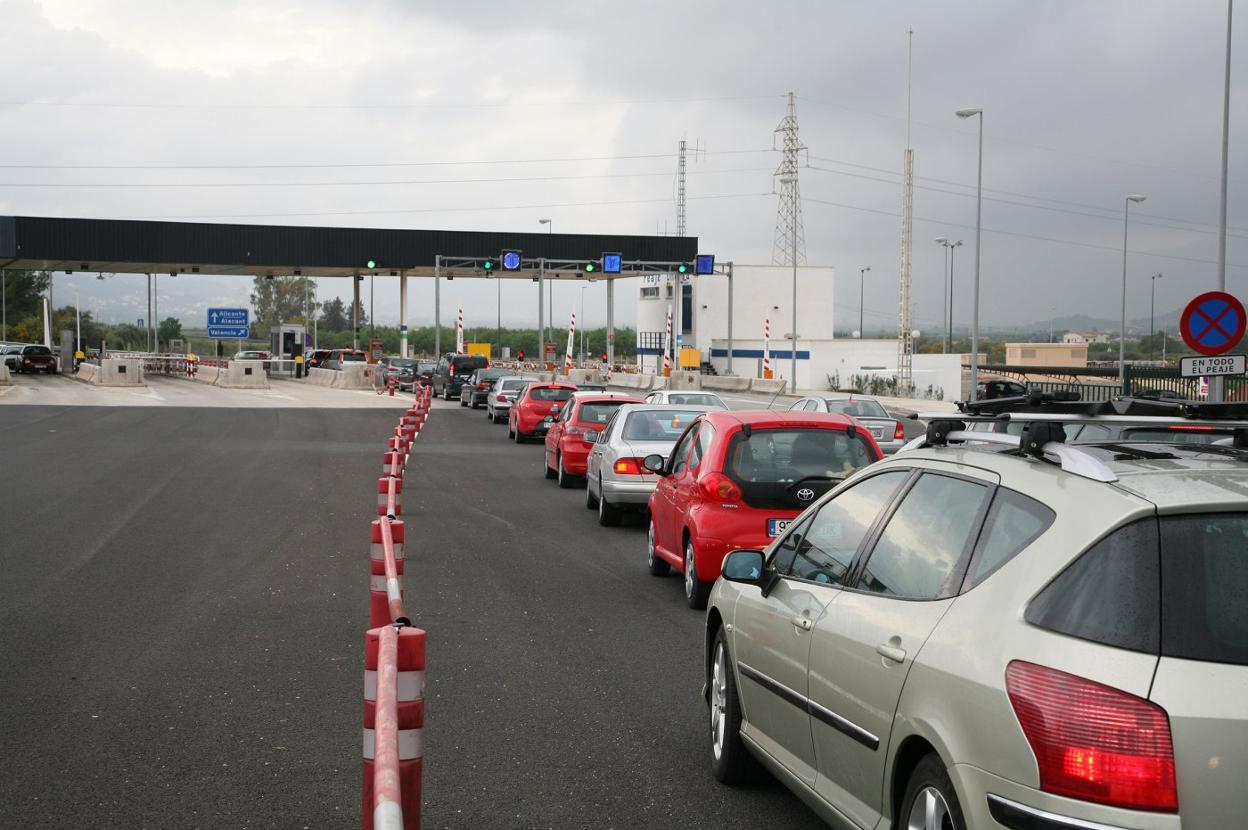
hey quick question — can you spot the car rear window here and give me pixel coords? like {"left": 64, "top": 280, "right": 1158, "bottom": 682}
{"left": 530, "top": 387, "right": 574, "bottom": 402}
{"left": 623, "top": 410, "right": 704, "bottom": 441}
{"left": 1121, "top": 427, "right": 1230, "bottom": 444}
{"left": 724, "top": 427, "right": 879, "bottom": 510}
{"left": 576, "top": 402, "right": 626, "bottom": 424}
{"left": 26, "top": 346, "right": 52, "bottom": 355}
{"left": 665, "top": 393, "right": 721, "bottom": 406}
{"left": 1159, "top": 514, "right": 1248, "bottom": 666}
{"left": 342, "top": 352, "right": 365, "bottom": 362}
{"left": 498, "top": 379, "right": 531, "bottom": 391}
{"left": 826, "top": 399, "right": 888, "bottom": 419}
{"left": 451, "top": 357, "right": 488, "bottom": 374}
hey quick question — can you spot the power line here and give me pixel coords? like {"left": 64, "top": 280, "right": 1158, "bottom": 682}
{"left": 0, "top": 166, "right": 775, "bottom": 189}
{"left": 0, "top": 93, "right": 784, "bottom": 112}
{"left": 0, "top": 148, "right": 776, "bottom": 171}
{"left": 104, "top": 190, "right": 775, "bottom": 221}
{"left": 801, "top": 194, "right": 1248, "bottom": 270}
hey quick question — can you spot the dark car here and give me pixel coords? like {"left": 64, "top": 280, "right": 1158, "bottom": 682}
{"left": 976, "top": 378, "right": 1028, "bottom": 399}
{"left": 382, "top": 357, "right": 418, "bottom": 391}
{"left": 306, "top": 348, "right": 334, "bottom": 370}
{"left": 433, "top": 353, "right": 489, "bottom": 400}
{"left": 460, "top": 367, "right": 512, "bottom": 408}
{"left": 17, "top": 345, "right": 57, "bottom": 374}
{"left": 415, "top": 361, "right": 437, "bottom": 387}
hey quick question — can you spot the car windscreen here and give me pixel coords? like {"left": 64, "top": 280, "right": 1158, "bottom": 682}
{"left": 724, "top": 427, "right": 879, "bottom": 510}
{"left": 389, "top": 358, "right": 416, "bottom": 368}
{"left": 498, "top": 379, "right": 531, "bottom": 391}
{"left": 665, "top": 393, "right": 722, "bottom": 407}
{"left": 1160, "top": 514, "right": 1248, "bottom": 665}
{"left": 25, "top": 346, "right": 52, "bottom": 355}
{"left": 623, "top": 410, "right": 704, "bottom": 441}
{"left": 530, "top": 387, "right": 574, "bottom": 402}
{"left": 825, "top": 399, "right": 888, "bottom": 419}
{"left": 576, "top": 402, "right": 627, "bottom": 424}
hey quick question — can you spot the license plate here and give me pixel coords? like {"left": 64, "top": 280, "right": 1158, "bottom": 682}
{"left": 871, "top": 428, "right": 884, "bottom": 438}
{"left": 535, "top": 422, "right": 549, "bottom": 431}
{"left": 767, "top": 518, "right": 792, "bottom": 537}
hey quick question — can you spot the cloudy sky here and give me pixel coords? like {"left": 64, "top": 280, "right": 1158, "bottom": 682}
{"left": 0, "top": 0, "right": 1244, "bottom": 335}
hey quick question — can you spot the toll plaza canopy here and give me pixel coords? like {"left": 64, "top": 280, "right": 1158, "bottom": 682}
{"left": 0, "top": 215, "right": 697, "bottom": 278}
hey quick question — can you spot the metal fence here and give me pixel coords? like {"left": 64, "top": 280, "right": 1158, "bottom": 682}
{"left": 974, "top": 363, "right": 1248, "bottom": 401}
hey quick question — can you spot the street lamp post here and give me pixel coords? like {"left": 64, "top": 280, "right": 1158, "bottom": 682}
{"left": 858, "top": 266, "right": 871, "bottom": 337}
{"left": 1121, "top": 195, "right": 1147, "bottom": 389}
{"left": 1150, "top": 272, "right": 1163, "bottom": 361}
{"left": 539, "top": 219, "right": 552, "bottom": 359}
{"left": 956, "top": 108, "right": 984, "bottom": 401}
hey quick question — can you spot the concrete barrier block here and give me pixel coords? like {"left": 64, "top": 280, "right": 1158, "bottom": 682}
{"left": 703, "top": 376, "right": 751, "bottom": 392}
{"left": 100, "top": 358, "right": 145, "bottom": 386}
{"left": 0, "top": 363, "right": 11, "bottom": 385}
{"left": 195, "top": 365, "right": 220, "bottom": 383}
{"left": 668, "top": 371, "right": 702, "bottom": 390}
{"left": 338, "top": 362, "right": 373, "bottom": 390}
{"left": 215, "top": 360, "right": 269, "bottom": 389}
{"left": 74, "top": 363, "right": 99, "bottom": 384}
{"left": 749, "top": 378, "right": 788, "bottom": 394}
{"left": 308, "top": 367, "right": 338, "bottom": 387}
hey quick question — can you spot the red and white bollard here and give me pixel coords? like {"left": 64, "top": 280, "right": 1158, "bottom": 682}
{"left": 377, "top": 476, "right": 403, "bottom": 517}
{"left": 382, "top": 451, "right": 405, "bottom": 477}
{"left": 370, "top": 517, "right": 405, "bottom": 627}
{"left": 363, "top": 625, "right": 424, "bottom": 830}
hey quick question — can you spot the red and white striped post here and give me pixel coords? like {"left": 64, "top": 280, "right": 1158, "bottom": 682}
{"left": 455, "top": 307, "right": 464, "bottom": 354}
{"left": 763, "top": 317, "right": 772, "bottom": 379}
{"left": 663, "top": 306, "right": 673, "bottom": 377}
{"left": 370, "top": 517, "right": 405, "bottom": 628}
{"left": 382, "top": 451, "right": 404, "bottom": 477}
{"left": 377, "top": 476, "right": 402, "bottom": 518}
{"left": 362, "top": 624, "right": 424, "bottom": 830}
{"left": 563, "top": 311, "right": 576, "bottom": 376}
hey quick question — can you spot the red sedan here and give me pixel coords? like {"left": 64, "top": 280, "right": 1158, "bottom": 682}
{"left": 543, "top": 393, "right": 643, "bottom": 488}
{"left": 644, "top": 410, "right": 883, "bottom": 608}
{"left": 508, "top": 382, "right": 578, "bottom": 443}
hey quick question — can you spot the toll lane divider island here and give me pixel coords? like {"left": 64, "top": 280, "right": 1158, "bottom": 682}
{"left": 362, "top": 384, "right": 432, "bottom": 830}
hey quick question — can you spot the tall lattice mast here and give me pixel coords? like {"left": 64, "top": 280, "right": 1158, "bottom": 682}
{"left": 772, "top": 92, "right": 807, "bottom": 266}
{"left": 897, "top": 30, "right": 915, "bottom": 393}
{"left": 677, "top": 139, "right": 687, "bottom": 237}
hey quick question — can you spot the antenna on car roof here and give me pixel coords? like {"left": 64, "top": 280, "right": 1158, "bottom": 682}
{"left": 766, "top": 385, "right": 786, "bottom": 410}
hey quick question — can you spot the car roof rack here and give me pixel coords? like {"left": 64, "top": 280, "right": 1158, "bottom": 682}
{"left": 943, "top": 391, "right": 1248, "bottom": 421}
{"left": 898, "top": 418, "right": 1119, "bottom": 482}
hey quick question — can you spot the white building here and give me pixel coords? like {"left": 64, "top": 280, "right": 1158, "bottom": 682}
{"left": 633, "top": 264, "right": 961, "bottom": 398}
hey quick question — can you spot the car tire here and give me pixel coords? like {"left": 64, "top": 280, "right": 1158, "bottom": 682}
{"left": 557, "top": 456, "right": 578, "bottom": 489}
{"left": 585, "top": 480, "right": 598, "bottom": 509}
{"left": 899, "top": 753, "right": 966, "bottom": 830}
{"left": 544, "top": 452, "right": 556, "bottom": 480}
{"left": 598, "top": 479, "right": 622, "bottom": 527}
{"left": 685, "top": 539, "right": 711, "bottom": 610}
{"left": 709, "top": 627, "right": 756, "bottom": 785}
{"left": 647, "top": 520, "right": 670, "bottom": 576}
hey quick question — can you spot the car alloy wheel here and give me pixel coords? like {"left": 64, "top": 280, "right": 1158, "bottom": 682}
{"left": 544, "top": 452, "right": 556, "bottom": 480}
{"left": 598, "top": 478, "right": 621, "bottom": 526}
{"left": 710, "top": 641, "right": 728, "bottom": 761}
{"left": 906, "top": 788, "right": 952, "bottom": 830}
{"left": 557, "top": 456, "right": 577, "bottom": 489}
{"left": 585, "top": 478, "right": 598, "bottom": 509}
{"left": 901, "top": 753, "right": 964, "bottom": 830}
{"left": 685, "top": 540, "right": 711, "bottom": 609}
{"left": 647, "top": 520, "right": 670, "bottom": 576}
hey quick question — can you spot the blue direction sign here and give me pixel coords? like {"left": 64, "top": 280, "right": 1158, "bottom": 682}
{"left": 207, "top": 307, "right": 250, "bottom": 339}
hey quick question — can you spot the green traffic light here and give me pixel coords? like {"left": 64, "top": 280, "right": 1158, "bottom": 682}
{"left": 483, "top": 260, "right": 494, "bottom": 270}
{"left": 677, "top": 263, "right": 688, "bottom": 273}
{"left": 585, "top": 262, "right": 596, "bottom": 272}
{"left": 366, "top": 259, "right": 376, "bottom": 269}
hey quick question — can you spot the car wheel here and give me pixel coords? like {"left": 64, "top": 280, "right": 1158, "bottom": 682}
{"left": 508, "top": 424, "right": 517, "bottom": 440}
{"left": 585, "top": 479, "right": 598, "bottom": 509}
{"left": 557, "top": 456, "right": 578, "bottom": 489}
{"left": 685, "top": 539, "right": 711, "bottom": 610}
{"left": 709, "top": 627, "right": 755, "bottom": 784}
{"left": 544, "top": 451, "right": 556, "bottom": 480}
{"left": 647, "top": 520, "right": 670, "bottom": 576}
{"left": 900, "top": 753, "right": 965, "bottom": 830}
{"left": 598, "top": 479, "right": 622, "bottom": 527}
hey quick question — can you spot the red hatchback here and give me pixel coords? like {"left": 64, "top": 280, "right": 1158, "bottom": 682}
{"left": 543, "top": 393, "right": 643, "bottom": 488}
{"left": 644, "top": 410, "right": 883, "bottom": 608}
{"left": 509, "top": 382, "right": 578, "bottom": 443}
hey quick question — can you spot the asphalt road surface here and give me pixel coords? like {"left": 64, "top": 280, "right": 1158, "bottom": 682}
{"left": 0, "top": 400, "right": 826, "bottom": 829}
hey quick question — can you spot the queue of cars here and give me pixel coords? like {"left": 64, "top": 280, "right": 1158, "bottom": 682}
{"left": 442, "top": 373, "right": 1247, "bottom": 830}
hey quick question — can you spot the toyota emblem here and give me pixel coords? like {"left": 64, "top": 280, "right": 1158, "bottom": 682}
{"left": 796, "top": 488, "right": 816, "bottom": 502}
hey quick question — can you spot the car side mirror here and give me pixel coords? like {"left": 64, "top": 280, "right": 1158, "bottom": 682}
{"left": 722, "top": 549, "right": 765, "bottom": 584}
{"left": 543, "top": 415, "right": 555, "bottom": 423}
{"left": 642, "top": 454, "right": 666, "bottom": 475}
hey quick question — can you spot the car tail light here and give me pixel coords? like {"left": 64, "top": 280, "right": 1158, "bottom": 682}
{"left": 566, "top": 425, "right": 584, "bottom": 437}
{"left": 894, "top": 422, "right": 905, "bottom": 440}
{"left": 614, "top": 458, "right": 645, "bottom": 475}
{"left": 477, "top": 382, "right": 489, "bottom": 389}
{"left": 1167, "top": 425, "right": 1214, "bottom": 431}
{"left": 701, "top": 472, "right": 742, "bottom": 503}
{"left": 1005, "top": 661, "right": 1177, "bottom": 812}
{"left": 497, "top": 394, "right": 508, "bottom": 403}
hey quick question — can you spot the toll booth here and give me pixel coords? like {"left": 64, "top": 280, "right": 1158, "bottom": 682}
{"left": 270, "top": 324, "right": 307, "bottom": 360}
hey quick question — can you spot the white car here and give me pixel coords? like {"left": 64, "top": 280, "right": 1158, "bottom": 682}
{"left": 486, "top": 376, "right": 539, "bottom": 424}
{"left": 643, "top": 389, "right": 728, "bottom": 409}
{"left": 790, "top": 394, "right": 908, "bottom": 453}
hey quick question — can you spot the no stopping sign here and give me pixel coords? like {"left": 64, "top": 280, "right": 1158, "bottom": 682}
{"left": 1180, "top": 291, "right": 1246, "bottom": 356}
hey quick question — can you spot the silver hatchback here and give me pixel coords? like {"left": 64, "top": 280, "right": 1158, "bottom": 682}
{"left": 583, "top": 404, "right": 714, "bottom": 526}
{"left": 705, "top": 421, "right": 1247, "bottom": 829}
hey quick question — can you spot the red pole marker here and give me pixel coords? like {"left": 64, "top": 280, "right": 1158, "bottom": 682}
{"left": 381, "top": 451, "right": 405, "bottom": 477}
{"left": 363, "top": 625, "right": 424, "bottom": 830}
{"left": 370, "top": 518, "right": 405, "bottom": 628}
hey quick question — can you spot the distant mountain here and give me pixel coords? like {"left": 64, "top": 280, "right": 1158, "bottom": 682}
{"left": 1019, "top": 309, "right": 1183, "bottom": 336}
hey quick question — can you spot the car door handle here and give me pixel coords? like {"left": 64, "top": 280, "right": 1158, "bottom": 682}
{"left": 790, "top": 615, "right": 813, "bottom": 632}
{"left": 875, "top": 643, "right": 906, "bottom": 663}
